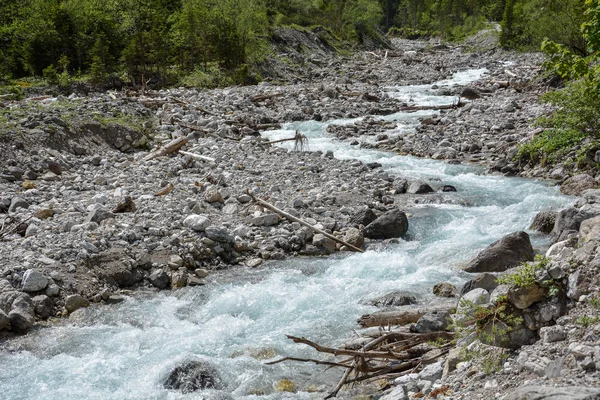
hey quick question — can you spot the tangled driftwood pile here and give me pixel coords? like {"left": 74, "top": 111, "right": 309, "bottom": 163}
{"left": 268, "top": 330, "right": 454, "bottom": 398}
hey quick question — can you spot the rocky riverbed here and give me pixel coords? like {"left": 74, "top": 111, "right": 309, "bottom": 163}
{"left": 1, "top": 31, "right": 599, "bottom": 399}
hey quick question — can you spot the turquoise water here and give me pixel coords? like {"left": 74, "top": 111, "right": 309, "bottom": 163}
{"left": 0, "top": 70, "right": 573, "bottom": 400}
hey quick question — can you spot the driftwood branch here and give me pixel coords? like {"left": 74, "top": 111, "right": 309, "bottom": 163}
{"left": 398, "top": 102, "right": 464, "bottom": 112}
{"left": 265, "top": 357, "right": 353, "bottom": 369}
{"left": 251, "top": 92, "right": 284, "bottom": 103}
{"left": 358, "top": 305, "right": 455, "bottom": 328}
{"left": 271, "top": 330, "right": 454, "bottom": 398}
{"left": 143, "top": 137, "right": 188, "bottom": 161}
{"left": 264, "top": 131, "right": 308, "bottom": 151}
{"left": 179, "top": 150, "right": 215, "bottom": 162}
{"left": 245, "top": 191, "right": 365, "bottom": 253}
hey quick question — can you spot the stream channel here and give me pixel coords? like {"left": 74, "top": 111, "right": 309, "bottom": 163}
{"left": 0, "top": 69, "right": 573, "bottom": 400}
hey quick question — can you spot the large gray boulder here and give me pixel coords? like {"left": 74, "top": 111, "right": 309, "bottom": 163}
{"left": 463, "top": 231, "right": 534, "bottom": 273}
{"left": 505, "top": 386, "right": 600, "bottom": 400}
{"left": 460, "top": 272, "right": 499, "bottom": 296}
{"left": 350, "top": 208, "right": 377, "bottom": 227}
{"left": 553, "top": 208, "right": 596, "bottom": 242}
{"left": 21, "top": 269, "right": 48, "bottom": 292}
{"left": 530, "top": 211, "right": 557, "bottom": 234}
{"left": 364, "top": 209, "right": 409, "bottom": 239}
{"left": 560, "top": 174, "right": 597, "bottom": 196}
{"left": 367, "top": 291, "right": 417, "bottom": 308}
{"left": 163, "top": 360, "right": 222, "bottom": 393}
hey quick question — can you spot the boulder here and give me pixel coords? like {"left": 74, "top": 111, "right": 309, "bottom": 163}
{"left": 343, "top": 227, "right": 364, "bottom": 248}
{"left": 560, "top": 174, "right": 597, "bottom": 196}
{"left": 580, "top": 216, "right": 600, "bottom": 243}
{"left": 364, "top": 209, "right": 408, "bottom": 239}
{"left": 32, "top": 295, "right": 54, "bottom": 319}
{"left": 539, "top": 326, "right": 567, "bottom": 343}
{"left": 413, "top": 310, "right": 450, "bottom": 333}
{"left": 509, "top": 284, "right": 546, "bottom": 309}
{"left": 553, "top": 208, "right": 596, "bottom": 241}
{"left": 460, "top": 273, "right": 499, "bottom": 296}
{"left": 433, "top": 282, "right": 456, "bottom": 298}
{"left": 21, "top": 269, "right": 48, "bottom": 292}
{"left": 505, "top": 386, "right": 600, "bottom": 400}
{"left": 418, "top": 361, "right": 443, "bottom": 382}
{"left": 9, "top": 196, "right": 29, "bottom": 213}
{"left": 463, "top": 231, "right": 534, "bottom": 273}
{"left": 65, "top": 295, "right": 90, "bottom": 313}
{"left": 163, "top": 360, "right": 222, "bottom": 393}
{"left": 459, "top": 288, "right": 490, "bottom": 307}
{"left": 89, "top": 248, "right": 142, "bottom": 288}
{"left": 407, "top": 181, "right": 434, "bottom": 194}
{"left": 0, "top": 310, "right": 9, "bottom": 330}
{"left": 350, "top": 208, "right": 377, "bottom": 227}
{"left": 183, "top": 214, "right": 210, "bottom": 232}
{"left": 149, "top": 269, "right": 170, "bottom": 289}
{"left": 312, "top": 234, "right": 336, "bottom": 254}
{"left": 530, "top": 211, "right": 557, "bottom": 234}
{"left": 367, "top": 291, "right": 417, "bottom": 308}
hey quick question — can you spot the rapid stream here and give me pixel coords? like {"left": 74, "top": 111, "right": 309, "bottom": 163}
{"left": 0, "top": 69, "right": 573, "bottom": 400}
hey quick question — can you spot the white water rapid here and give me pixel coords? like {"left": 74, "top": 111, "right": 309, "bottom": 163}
{"left": 0, "top": 69, "right": 573, "bottom": 400}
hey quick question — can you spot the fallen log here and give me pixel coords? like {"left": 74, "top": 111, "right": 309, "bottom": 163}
{"left": 398, "top": 102, "right": 464, "bottom": 112}
{"left": 143, "top": 137, "right": 188, "bottom": 161}
{"left": 251, "top": 92, "right": 284, "bottom": 103}
{"left": 245, "top": 190, "right": 364, "bottom": 253}
{"left": 358, "top": 305, "right": 455, "bottom": 328}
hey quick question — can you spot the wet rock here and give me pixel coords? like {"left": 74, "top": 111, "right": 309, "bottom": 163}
{"left": 21, "top": 269, "right": 48, "bottom": 292}
{"left": 8, "top": 294, "right": 35, "bottom": 333}
{"left": 32, "top": 295, "right": 54, "bottom": 319}
{"left": 364, "top": 208, "right": 409, "bottom": 239}
{"left": 9, "top": 196, "right": 29, "bottom": 213}
{"left": 171, "top": 270, "right": 189, "bottom": 288}
{"left": 560, "top": 174, "right": 597, "bottom": 196}
{"left": 463, "top": 231, "right": 534, "bottom": 273}
{"left": 407, "top": 181, "right": 434, "bottom": 194}
{"left": 531, "top": 210, "right": 557, "bottom": 234}
{"left": 368, "top": 291, "right": 417, "bottom": 307}
{"left": 0, "top": 198, "right": 10, "bottom": 213}
{"left": 65, "top": 295, "right": 90, "bottom": 313}
{"left": 433, "top": 282, "right": 456, "bottom": 298}
{"left": 163, "top": 360, "right": 222, "bottom": 393}
{"left": 350, "top": 208, "right": 377, "bottom": 227}
{"left": 441, "top": 185, "right": 457, "bottom": 192}
{"left": 460, "top": 87, "right": 481, "bottom": 100}
{"left": 183, "top": 214, "right": 210, "bottom": 232}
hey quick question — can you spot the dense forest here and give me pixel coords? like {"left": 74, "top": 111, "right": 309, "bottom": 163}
{"left": 0, "top": 0, "right": 592, "bottom": 88}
